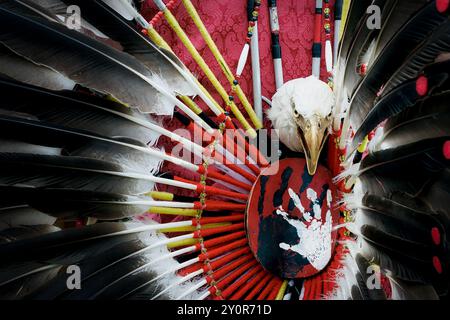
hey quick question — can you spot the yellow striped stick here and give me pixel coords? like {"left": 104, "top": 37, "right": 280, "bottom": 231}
{"left": 148, "top": 207, "right": 200, "bottom": 217}
{"left": 146, "top": 26, "right": 225, "bottom": 115}
{"left": 152, "top": 1, "right": 257, "bottom": 137}
{"left": 147, "top": 191, "right": 174, "bottom": 201}
{"left": 167, "top": 237, "right": 199, "bottom": 249}
{"left": 159, "top": 222, "right": 231, "bottom": 233}
{"left": 275, "top": 280, "right": 289, "bottom": 300}
{"left": 178, "top": 94, "right": 203, "bottom": 114}
{"left": 181, "top": 0, "right": 263, "bottom": 130}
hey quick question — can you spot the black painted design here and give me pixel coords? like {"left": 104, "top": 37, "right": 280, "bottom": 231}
{"left": 299, "top": 164, "right": 313, "bottom": 193}
{"left": 317, "top": 184, "right": 330, "bottom": 207}
{"left": 288, "top": 163, "right": 313, "bottom": 211}
{"left": 273, "top": 166, "right": 293, "bottom": 207}
{"left": 258, "top": 175, "right": 269, "bottom": 215}
{"left": 257, "top": 212, "right": 309, "bottom": 278}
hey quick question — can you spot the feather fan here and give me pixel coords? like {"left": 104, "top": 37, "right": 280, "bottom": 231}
{"left": 0, "top": 0, "right": 177, "bottom": 115}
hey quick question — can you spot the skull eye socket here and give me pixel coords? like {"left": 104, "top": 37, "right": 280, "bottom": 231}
{"left": 291, "top": 100, "right": 300, "bottom": 118}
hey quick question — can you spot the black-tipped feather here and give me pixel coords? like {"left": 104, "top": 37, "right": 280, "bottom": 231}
{"left": 0, "top": 222, "right": 130, "bottom": 261}
{"left": 0, "top": 225, "right": 153, "bottom": 299}
{"left": 336, "top": 0, "right": 372, "bottom": 65}
{"left": 420, "top": 169, "right": 450, "bottom": 225}
{"left": 0, "top": 206, "right": 56, "bottom": 231}
{"left": 379, "top": 93, "right": 450, "bottom": 149}
{"left": 389, "top": 277, "right": 439, "bottom": 300}
{"left": 361, "top": 194, "right": 446, "bottom": 248}
{"left": 359, "top": 238, "right": 430, "bottom": 283}
{"left": 26, "top": 236, "right": 148, "bottom": 299}
{"left": 352, "top": 60, "right": 450, "bottom": 146}
{"left": 361, "top": 137, "right": 449, "bottom": 172}
{"left": 347, "top": 2, "right": 449, "bottom": 150}
{"left": 342, "top": 0, "right": 395, "bottom": 98}
{"left": 0, "top": 224, "right": 59, "bottom": 244}
{"left": 0, "top": 0, "right": 174, "bottom": 115}
{"left": 0, "top": 77, "right": 161, "bottom": 146}
{"left": 0, "top": 153, "right": 155, "bottom": 195}
{"left": 354, "top": 254, "right": 387, "bottom": 300}
{"left": 59, "top": 0, "right": 194, "bottom": 96}
{"left": 11, "top": 187, "right": 152, "bottom": 220}
{"left": 371, "top": 1, "right": 429, "bottom": 60}
{"left": 381, "top": 21, "right": 450, "bottom": 96}
{"left": 359, "top": 138, "right": 449, "bottom": 196}
{"left": 0, "top": 115, "right": 162, "bottom": 174}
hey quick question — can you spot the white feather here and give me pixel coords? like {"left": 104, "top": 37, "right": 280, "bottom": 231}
{"left": 136, "top": 222, "right": 204, "bottom": 300}
{"left": 236, "top": 43, "right": 250, "bottom": 77}
{"left": 369, "top": 126, "right": 385, "bottom": 152}
{"left": 341, "top": 179, "right": 364, "bottom": 210}
{"left": 333, "top": 162, "right": 360, "bottom": 183}
{"left": 102, "top": 0, "right": 136, "bottom": 21}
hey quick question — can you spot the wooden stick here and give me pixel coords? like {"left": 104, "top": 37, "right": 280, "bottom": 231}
{"left": 151, "top": 1, "right": 258, "bottom": 137}
{"left": 269, "top": 0, "right": 284, "bottom": 89}
{"left": 180, "top": 0, "right": 263, "bottom": 130}
{"left": 275, "top": 280, "right": 289, "bottom": 300}
{"left": 229, "top": 268, "right": 266, "bottom": 300}
{"left": 312, "top": 0, "right": 323, "bottom": 78}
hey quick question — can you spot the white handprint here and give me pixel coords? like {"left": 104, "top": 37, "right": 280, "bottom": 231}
{"left": 277, "top": 188, "right": 333, "bottom": 271}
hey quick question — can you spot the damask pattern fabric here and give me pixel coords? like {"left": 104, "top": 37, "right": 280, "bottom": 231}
{"left": 142, "top": 0, "right": 335, "bottom": 117}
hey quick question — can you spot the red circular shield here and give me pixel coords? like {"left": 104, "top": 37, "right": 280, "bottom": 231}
{"left": 246, "top": 158, "right": 339, "bottom": 279}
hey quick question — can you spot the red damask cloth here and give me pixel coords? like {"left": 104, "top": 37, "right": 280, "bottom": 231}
{"left": 141, "top": 0, "right": 336, "bottom": 197}
{"left": 142, "top": 0, "right": 335, "bottom": 120}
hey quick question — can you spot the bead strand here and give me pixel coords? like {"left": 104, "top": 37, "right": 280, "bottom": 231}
{"left": 149, "top": 0, "right": 180, "bottom": 27}
{"left": 324, "top": 0, "right": 334, "bottom": 88}
{"left": 246, "top": 0, "right": 262, "bottom": 44}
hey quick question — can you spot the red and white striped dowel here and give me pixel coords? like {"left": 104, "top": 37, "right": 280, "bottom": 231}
{"left": 175, "top": 248, "right": 254, "bottom": 299}
{"left": 312, "top": 0, "right": 323, "bottom": 78}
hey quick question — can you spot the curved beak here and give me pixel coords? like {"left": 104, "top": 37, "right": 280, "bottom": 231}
{"left": 297, "top": 120, "right": 329, "bottom": 176}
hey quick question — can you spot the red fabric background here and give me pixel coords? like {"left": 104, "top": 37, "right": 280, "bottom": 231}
{"left": 142, "top": 0, "right": 335, "bottom": 120}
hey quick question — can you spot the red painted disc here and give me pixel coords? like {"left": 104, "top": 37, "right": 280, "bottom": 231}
{"left": 246, "top": 158, "right": 339, "bottom": 279}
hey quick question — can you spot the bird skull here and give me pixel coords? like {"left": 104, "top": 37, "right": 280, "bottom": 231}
{"left": 268, "top": 76, "right": 335, "bottom": 176}
{"left": 293, "top": 109, "right": 332, "bottom": 175}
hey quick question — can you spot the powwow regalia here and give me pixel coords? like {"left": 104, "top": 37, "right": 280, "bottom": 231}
{"left": 0, "top": 0, "right": 448, "bottom": 300}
